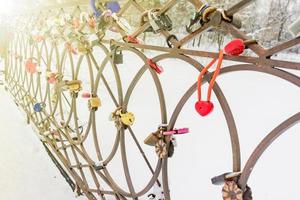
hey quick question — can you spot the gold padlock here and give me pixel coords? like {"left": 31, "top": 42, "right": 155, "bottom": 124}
{"left": 77, "top": 42, "right": 89, "bottom": 54}
{"left": 78, "top": 36, "right": 92, "bottom": 54}
{"left": 65, "top": 80, "right": 82, "bottom": 92}
{"left": 144, "top": 133, "right": 159, "bottom": 146}
{"left": 120, "top": 112, "right": 135, "bottom": 126}
{"left": 88, "top": 97, "right": 101, "bottom": 111}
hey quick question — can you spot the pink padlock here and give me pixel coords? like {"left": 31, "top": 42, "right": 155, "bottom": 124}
{"left": 25, "top": 58, "right": 37, "bottom": 74}
{"left": 163, "top": 128, "right": 189, "bottom": 136}
{"left": 82, "top": 92, "right": 91, "bottom": 98}
{"left": 47, "top": 73, "right": 58, "bottom": 84}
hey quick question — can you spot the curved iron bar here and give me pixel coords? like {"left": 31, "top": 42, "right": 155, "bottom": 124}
{"left": 238, "top": 112, "right": 300, "bottom": 190}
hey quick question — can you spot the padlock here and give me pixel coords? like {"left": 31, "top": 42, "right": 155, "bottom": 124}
{"left": 112, "top": 49, "right": 123, "bottom": 64}
{"left": 147, "top": 59, "right": 163, "bottom": 74}
{"left": 105, "top": 1, "right": 121, "bottom": 13}
{"left": 211, "top": 172, "right": 241, "bottom": 185}
{"left": 97, "top": 13, "right": 111, "bottom": 33}
{"left": 142, "top": 9, "right": 173, "bottom": 34}
{"left": 67, "top": 80, "right": 82, "bottom": 91}
{"left": 144, "top": 133, "right": 159, "bottom": 146}
{"left": 70, "top": 131, "right": 82, "bottom": 141}
{"left": 289, "top": 16, "right": 300, "bottom": 37}
{"left": 33, "top": 103, "right": 45, "bottom": 112}
{"left": 77, "top": 42, "right": 88, "bottom": 54}
{"left": 120, "top": 112, "right": 135, "bottom": 126}
{"left": 160, "top": 13, "right": 173, "bottom": 31}
{"left": 25, "top": 58, "right": 37, "bottom": 74}
{"left": 124, "top": 35, "right": 139, "bottom": 44}
{"left": 94, "top": 161, "right": 106, "bottom": 171}
{"left": 149, "top": 9, "right": 173, "bottom": 33}
{"left": 168, "top": 141, "right": 175, "bottom": 157}
{"left": 163, "top": 128, "right": 189, "bottom": 136}
{"left": 82, "top": 92, "right": 91, "bottom": 98}
{"left": 110, "top": 107, "right": 134, "bottom": 129}
{"left": 88, "top": 97, "right": 101, "bottom": 111}
{"left": 46, "top": 71, "right": 60, "bottom": 84}
{"left": 64, "top": 80, "right": 82, "bottom": 94}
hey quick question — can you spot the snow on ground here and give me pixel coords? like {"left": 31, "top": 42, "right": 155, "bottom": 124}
{"left": 0, "top": 48, "right": 300, "bottom": 200}
{"left": 0, "top": 86, "right": 85, "bottom": 200}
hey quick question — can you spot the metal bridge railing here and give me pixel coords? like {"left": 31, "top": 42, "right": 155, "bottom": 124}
{"left": 2, "top": 0, "right": 300, "bottom": 199}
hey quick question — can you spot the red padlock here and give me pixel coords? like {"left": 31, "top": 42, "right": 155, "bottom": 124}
{"left": 195, "top": 101, "right": 214, "bottom": 117}
{"left": 224, "top": 39, "right": 245, "bottom": 56}
{"left": 195, "top": 50, "right": 224, "bottom": 117}
{"left": 125, "top": 35, "right": 139, "bottom": 44}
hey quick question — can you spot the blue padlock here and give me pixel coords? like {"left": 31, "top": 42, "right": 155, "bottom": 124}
{"left": 106, "top": 1, "right": 121, "bottom": 13}
{"left": 33, "top": 103, "right": 45, "bottom": 112}
{"left": 90, "top": 0, "right": 121, "bottom": 17}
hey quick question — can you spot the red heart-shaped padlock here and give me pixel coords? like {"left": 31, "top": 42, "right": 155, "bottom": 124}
{"left": 195, "top": 101, "right": 214, "bottom": 117}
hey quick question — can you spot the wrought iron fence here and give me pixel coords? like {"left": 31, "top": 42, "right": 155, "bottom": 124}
{"left": 2, "top": 0, "right": 300, "bottom": 199}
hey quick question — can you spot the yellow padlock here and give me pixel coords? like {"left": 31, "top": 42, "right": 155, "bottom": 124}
{"left": 77, "top": 42, "right": 89, "bottom": 54}
{"left": 120, "top": 112, "right": 135, "bottom": 126}
{"left": 66, "top": 80, "right": 82, "bottom": 92}
{"left": 88, "top": 97, "right": 101, "bottom": 111}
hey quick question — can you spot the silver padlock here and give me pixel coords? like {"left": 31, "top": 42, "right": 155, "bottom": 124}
{"left": 289, "top": 16, "right": 300, "bottom": 37}
{"left": 94, "top": 161, "right": 106, "bottom": 171}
